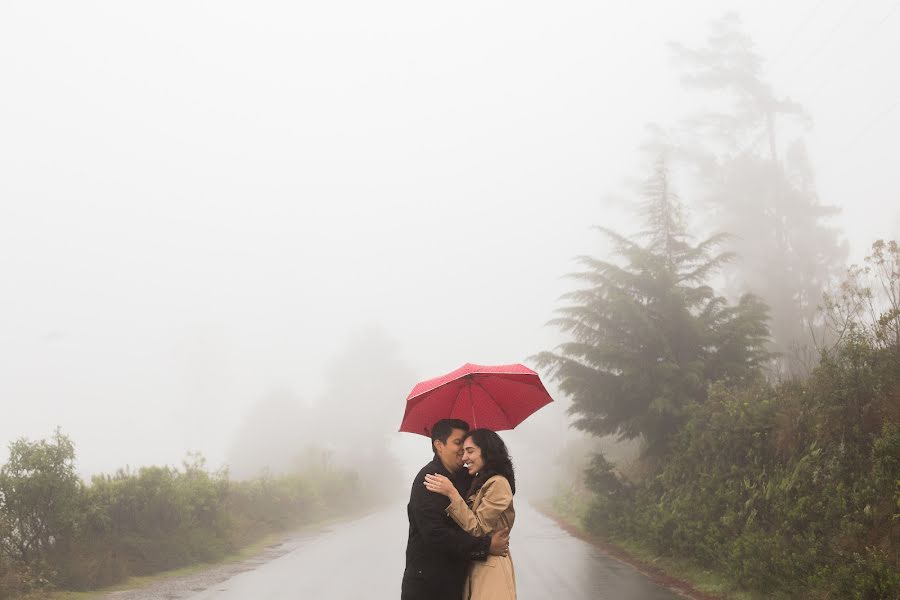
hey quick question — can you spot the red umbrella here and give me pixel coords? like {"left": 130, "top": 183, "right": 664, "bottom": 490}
{"left": 399, "top": 363, "right": 554, "bottom": 437}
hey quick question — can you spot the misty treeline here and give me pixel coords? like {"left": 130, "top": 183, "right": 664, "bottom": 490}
{"left": 0, "top": 432, "right": 360, "bottom": 598}
{"left": 539, "top": 16, "right": 899, "bottom": 600}
{"left": 225, "top": 326, "right": 410, "bottom": 495}
{"left": 0, "top": 328, "right": 408, "bottom": 598}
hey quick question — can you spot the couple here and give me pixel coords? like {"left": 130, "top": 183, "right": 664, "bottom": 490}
{"left": 401, "top": 418, "right": 517, "bottom": 600}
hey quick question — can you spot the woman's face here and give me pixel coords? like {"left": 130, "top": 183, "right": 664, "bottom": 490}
{"left": 462, "top": 437, "right": 484, "bottom": 475}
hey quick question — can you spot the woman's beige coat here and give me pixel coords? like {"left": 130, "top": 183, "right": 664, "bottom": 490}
{"left": 447, "top": 475, "right": 516, "bottom": 600}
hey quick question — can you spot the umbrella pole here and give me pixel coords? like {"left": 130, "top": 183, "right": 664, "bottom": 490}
{"left": 468, "top": 379, "right": 477, "bottom": 429}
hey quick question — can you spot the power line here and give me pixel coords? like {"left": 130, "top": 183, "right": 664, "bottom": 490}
{"left": 784, "top": 0, "right": 859, "bottom": 80}
{"left": 720, "top": 2, "right": 836, "bottom": 161}
{"left": 683, "top": 2, "right": 899, "bottom": 168}
{"left": 749, "top": 2, "right": 900, "bottom": 163}
{"left": 803, "top": 1, "right": 900, "bottom": 99}
{"left": 812, "top": 90, "right": 900, "bottom": 178}
{"left": 764, "top": 0, "right": 900, "bottom": 180}
{"left": 841, "top": 94, "right": 900, "bottom": 150}
{"left": 771, "top": 0, "right": 832, "bottom": 66}
{"left": 723, "top": 83, "right": 900, "bottom": 167}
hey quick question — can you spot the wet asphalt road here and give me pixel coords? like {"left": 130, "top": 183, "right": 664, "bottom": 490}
{"left": 183, "top": 501, "right": 683, "bottom": 600}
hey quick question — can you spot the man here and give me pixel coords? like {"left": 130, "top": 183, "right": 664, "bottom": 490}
{"left": 401, "top": 418, "right": 510, "bottom": 600}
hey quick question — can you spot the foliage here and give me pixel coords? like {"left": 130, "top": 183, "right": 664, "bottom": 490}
{"left": 819, "top": 240, "right": 900, "bottom": 355}
{"left": 665, "top": 14, "right": 847, "bottom": 373}
{"left": 0, "top": 438, "right": 361, "bottom": 597}
{"left": 0, "top": 429, "right": 81, "bottom": 568}
{"left": 227, "top": 464, "right": 359, "bottom": 549}
{"left": 53, "top": 458, "right": 232, "bottom": 588}
{"left": 536, "top": 157, "right": 771, "bottom": 455}
{"left": 227, "top": 326, "right": 408, "bottom": 501}
{"left": 575, "top": 253, "right": 900, "bottom": 598}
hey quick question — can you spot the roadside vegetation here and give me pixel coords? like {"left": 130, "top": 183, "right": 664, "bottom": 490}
{"left": 539, "top": 17, "right": 898, "bottom": 599}
{"left": 550, "top": 296, "right": 899, "bottom": 598}
{"left": 0, "top": 437, "right": 360, "bottom": 599}
{"left": 541, "top": 161, "right": 899, "bottom": 598}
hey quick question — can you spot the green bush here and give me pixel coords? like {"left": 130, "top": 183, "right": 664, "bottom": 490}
{"left": 0, "top": 430, "right": 81, "bottom": 568}
{"left": 0, "top": 440, "right": 362, "bottom": 596}
{"left": 580, "top": 336, "right": 900, "bottom": 598}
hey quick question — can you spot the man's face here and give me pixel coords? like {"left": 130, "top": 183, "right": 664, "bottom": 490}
{"left": 433, "top": 428, "right": 467, "bottom": 473}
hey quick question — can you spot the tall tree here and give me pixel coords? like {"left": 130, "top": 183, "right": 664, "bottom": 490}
{"left": 0, "top": 429, "right": 82, "bottom": 564}
{"left": 667, "top": 14, "right": 847, "bottom": 374}
{"left": 536, "top": 158, "right": 770, "bottom": 455}
{"left": 227, "top": 326, "right": 413, "bottom": 499}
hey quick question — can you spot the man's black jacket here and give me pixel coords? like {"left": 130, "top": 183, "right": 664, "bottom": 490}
{"left": 400, "top": 457, "right": 491, "bottom": 600}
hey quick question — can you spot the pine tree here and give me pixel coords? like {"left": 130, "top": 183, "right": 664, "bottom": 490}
{"left": 666, "top": 14, "right": 847, "bottom": 375}
{"left": 536, "top": 158, "right": 771, "bottom": 455}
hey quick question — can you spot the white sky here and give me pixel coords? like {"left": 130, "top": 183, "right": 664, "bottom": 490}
{"left": 2, "top": 0, "right": 898, "bottom": 475}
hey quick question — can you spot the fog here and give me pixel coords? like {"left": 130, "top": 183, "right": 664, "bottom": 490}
{"left": 2, "top": 1, "right": 898, "bottom": 487}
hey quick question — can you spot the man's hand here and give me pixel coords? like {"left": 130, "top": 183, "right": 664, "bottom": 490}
{"left": 489, "top": 528, "right": 510, "bottom": 556}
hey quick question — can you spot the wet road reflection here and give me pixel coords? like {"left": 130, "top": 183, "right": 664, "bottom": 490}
{"left": 514, "top": 503, "right": 682, "bottom": 600}
{"left": 184, "top": 501, "right": 682, "bottom": 599}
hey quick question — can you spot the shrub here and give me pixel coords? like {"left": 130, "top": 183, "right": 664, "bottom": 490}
{"left": 580, "top": 337, "right": 899, "bottom": 598}
{"left": 0, "top": 439, "right": 363, "bottom": 595}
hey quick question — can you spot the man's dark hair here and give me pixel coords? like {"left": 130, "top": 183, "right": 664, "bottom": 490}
{"left": 465, "top": 428, "right": 516, "bottom": 496}
{"left": 430, "top": 418, "right": 470, "bottom": 450}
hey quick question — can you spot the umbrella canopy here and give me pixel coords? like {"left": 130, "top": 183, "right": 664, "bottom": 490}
{"left": 399, "top": 363, "right": 553, "bottom": 437}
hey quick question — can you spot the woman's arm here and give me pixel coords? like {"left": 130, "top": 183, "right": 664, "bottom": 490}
{"left": 412, "top": 471, "right": 492, "bottom": 560}
{"left": 446, "top": 477, "right": 512, "bottom": 537}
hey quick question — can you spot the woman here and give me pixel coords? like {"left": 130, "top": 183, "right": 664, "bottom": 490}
{"left": 424, "top": 428, "right": 516, "bottom": 600}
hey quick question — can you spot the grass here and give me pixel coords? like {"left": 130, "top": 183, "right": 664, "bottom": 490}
{"left": 605, "top": 535, "right": 762, "bottom": 600}
{"left": 38, "top": 532, "right": 283, "bottom": 600}
{"left": 34, "top": 510, "right": 370, "bottom": 600}
{"left": 537, "top": 492, "right": 767, "bottom": 600}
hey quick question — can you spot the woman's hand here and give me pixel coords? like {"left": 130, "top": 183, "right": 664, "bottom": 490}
{"left": 423, "top": 473, "right": 460, "bottom": 500}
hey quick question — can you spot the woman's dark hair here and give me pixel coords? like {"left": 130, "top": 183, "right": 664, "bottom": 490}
{"left": 465, "top": 428, "right": 516, "bottom": 497}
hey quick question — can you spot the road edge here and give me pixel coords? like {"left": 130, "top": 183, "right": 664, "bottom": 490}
{"left": 41, "top": 508, "right": 378, "bottom": 600}
{"left": 532, "top": 503, "right": 726, "bottom": 600}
